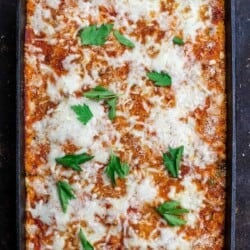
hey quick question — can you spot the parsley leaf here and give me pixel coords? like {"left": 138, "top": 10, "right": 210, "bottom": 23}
{"left": 106, "top": 98, "right": 117, "bottom": 120}
{"left": 147, "top": 71, "right": 172, "bottom": 87}
{"left": 57, "top": 181, "right": 76, "bottom": 213}
{"left": 156, "top": 200, "right": 189, "bottom": 226}
{"left": 163, "top": 146, "right": 184, "bottom": 178}
{"left": 79, "top": 24, "right": 114, "bottom": 46}
{"left": 56, "top": 153, "right": 94, "bottom": 171}
{"left": 71, "top": 104, "right": 93, "bottom": 125}
{"left": 84, "top": 86, "right": 117, "bottom": 100}
{"left": 79, "top": 228, "right": 94, "bottom": 250}
{"left": 113, "top": 30, "right": 135, "bottom": 48}
{"left": 84, "top": 86, "right": 119, "bottom": 120}
{"left": 105, "top": 153, "right": 130, "bottom": 186}
{"left": 173, "top": 36, "right": 184, "bottom": 46}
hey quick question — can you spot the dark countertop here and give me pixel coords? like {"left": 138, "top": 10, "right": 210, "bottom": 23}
{"left": 235, "top": 0, "right": 250, "bottom": 248}
{"left": 0, "top": 0, "right": 249, "bottom": 249}
{"left": 0, "top": 1, "right": 18, "bottom": 249}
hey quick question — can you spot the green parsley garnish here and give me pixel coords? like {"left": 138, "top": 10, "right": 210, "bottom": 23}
{"left": 84, "top": 86, "right": 119, "bottom": 120}
{"left": 156, "top": 200, "right": 189, "bottom": 226}
{"left": 173, "top": 36, "right": 184, "bottom": 46}
{"left": 57, "top": 181, "right": 76, "bottom": 213}
{"left": 113, "top": 30, "right": 135, "bottom": 48}
{"left": 84, "top": 86, "right": 117, "bottom": 100}
{"left": 79, "top": 24, "right": 113, "bottom": 46}
{"left": 163, "top": 146, "right": 184, "bottom": 178}
{"left": 147, "top": 71, "right": 172, "bottom": 87}
{"left": 106, "top": 98, "right": 117, "bottom": 120}
{"left": 56, "top": 153, "right": 94, "bottom": 172}
{"left": 105, "top": 153, "right": 130, "bottom": 186}
{"left": 79, "top": 228, "right": 94, "bottom": 250}
{"left": 71, "top": 104, "right": 93, "bottom": 125}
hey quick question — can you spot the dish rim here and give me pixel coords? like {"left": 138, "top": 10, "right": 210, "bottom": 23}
{"left": 16, "top": 1, "right": 236, "bottom": 249}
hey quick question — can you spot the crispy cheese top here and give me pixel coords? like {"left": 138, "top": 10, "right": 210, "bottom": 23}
{"left": 25, "top": 0, "right": 226, "bottom": 249}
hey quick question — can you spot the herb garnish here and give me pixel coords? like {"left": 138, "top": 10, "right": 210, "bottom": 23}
{"left": 84, "top": 86, "right": 119, "bottom": 120}
{"left": 113, "top": 30, "right": 135, "bottom": 48}
{"left": 84, "top": 86, "right": 117, "bottom": 100}
{"left": 156, "top": 200, "right": 189, "bottom": 226}
{"left": 57, "top": 181, "right": 76, "bottom": 213}
{"left": 173, "top": 36, "right": 184, "bottom": 46}
{"left": 79, "top": 24, "right": 113, "bottom": 46}
{"left": 56, "top": 153, "right": 94, "bottom": 171}
{"left": 147, "top": 71, "right": 172, "bottom": 87}
{"left": 105, "top": 153, "right": 130, "bottom": 186}
{"left": 79, "top": 228, "right": 94, "bottom": 250}
{"left": 163, "top": 146, "right": 184, "bottom": 178}
{"left": 71, "top": 104, "right": 93, "bottom": 125}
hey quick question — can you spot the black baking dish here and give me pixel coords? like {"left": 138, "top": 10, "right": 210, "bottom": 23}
{"left": 16, "top": 1, "right": 237, "bottom": 249}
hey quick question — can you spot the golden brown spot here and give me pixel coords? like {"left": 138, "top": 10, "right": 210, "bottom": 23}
{"left": 183, "top": 6, "right": 191, "bottom": 14}
{"left": 99, "top": 5, "right": 117, "bottom": 20}
{"left": 104, "top": 39, "right": 127, "bottom": 58}
{"left": 26, "top": 1, "right": 35, "bottom": 17}
{"left": 129, "top": 93, "right": 149, "bottom": 120}
{"left": 105, "top": 235, "right": 123, "bottom": 249}
{"left": 25, "top": 84, "right": 58, "bottom": 123}
{"left": 146, "top": 45, "right": 160, "bottom": 58}
{"left": 26, "top": 213, "right": 50, "bottom": 249}
{"left": 62, "top": 141, "right": 80, "bottom": 154}
{"left": 151, "top": 168, "right": 185, "bottom": 200}
{"left": 117, "top": 131, "right": 158, "bottom": 168}
{"left": 150, "top": 85, "right": 176, "bottom": 108}
{"left": 130, "top": 205, "right": 160, "bottom": 239}
{"left": 25, "top": 142, "right": 50, "bottom": 175}
{"left": 98, "top": 64, "right": 129, "bottom": 86}
{"left": 63, "top": 223, "right": 84, "bottom": 249}
{"left": 191, "top": 97, "right": 226, "bottom": 159}
{"left": 44, "top": 45, "right": 68, "bottom": 76}
{"left": 193, "top": 34, "right": 220, "bottom": 61}
{"left": 180, "top": 165, "right": 191, "bottom": 177}
{"left": 114, "top": 116, "right": 130, "bottom": 129}
{"left": 160, "top": 0, "right": 178, "bottom": 14}
{"left": 211, "top": 3, "right": 224, "bottom": 24}
{"left": 199, "top": 5, "right": 210, "bottom": 21}
{"left": 131, "top": 20, "right": 165, "bottom": 44}
{"left": 25, "top": 26, "right": 36, "bottom": 44}
{"left": 93, "top": 168, "right": 127, "bottom": 198}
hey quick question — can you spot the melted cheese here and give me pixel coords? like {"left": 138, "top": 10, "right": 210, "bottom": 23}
{"left": 32, "top": 97, "right": 118, "bottom": 170}
{"left": 30, "top": 3, "right": 54, "bottom": 36}
{"left": 46, "top": 0, "right": 61, "bottom": 9}
{"left": 168, "top": 175, "right": 204, "bottom": 228}
{"left": 114, "top": 0, "right": 161, "bottom": 22}
{"left": 147, "top": 106, "right": 216, "bottom": 167}
{"left": 25, "top": 0, "right": 226, "bottom": 249}
{"left": 52, "top": 234, "right": 65, "bottom": 250}
{"left": 124, "top": 226, "right": 191, "bottom": 249}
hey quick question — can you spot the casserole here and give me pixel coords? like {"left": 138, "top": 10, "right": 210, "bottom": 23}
{"left": 17, "top": 0, "right": 236, "bottom": 249}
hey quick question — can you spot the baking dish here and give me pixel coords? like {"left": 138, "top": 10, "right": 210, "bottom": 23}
{"left": 16, "top": 0, "right": 236, "bottom": 249}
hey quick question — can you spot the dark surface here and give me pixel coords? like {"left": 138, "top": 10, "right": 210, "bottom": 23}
{"left": 0, "top": 0, "right": 250, "bottom": 249}
{"left": 235, "top": 1, "right": 250, "bottom": 249}
{"left": 0, "top": 1, "right": 18, "bottom": 250}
